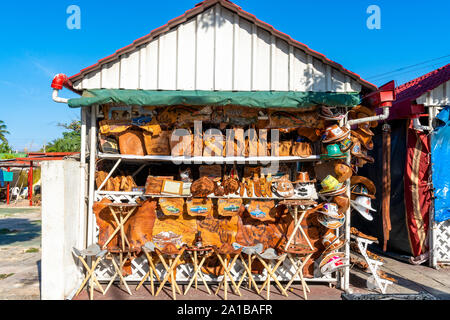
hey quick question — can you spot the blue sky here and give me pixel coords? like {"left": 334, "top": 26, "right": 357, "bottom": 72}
{"left": 0, "top": 0, "right": 449, "bottom": 151}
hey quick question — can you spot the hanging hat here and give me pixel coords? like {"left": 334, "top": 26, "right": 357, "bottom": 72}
{"left": 352, "top": 195, "right": 376, "bottom": 212}
{"left": 348, "top": 105, "right": 378, "bottom": 128}
{"left": 322, "top": 231, "right": 347, "bottom": 253}
{"left": 322, "top": 125, "right": 350, "bottom": 143}
{"left": 339, "top": 137, "right": 354, "bottom": 153}
{"left": 317, "top": 203, "right": 343, "bottom": 219}
{"left": 333, "top": 195, "right": 350, "bottom": 214}
{"left": 294, "top": 172, "right": 316, "bottom": 183}
{"left": 334, "top": 162, "right": 352, "bottom": 183}
{"left": 319, "top": 252, "right": 350, "bottom": 275}
{"left": 320, "top": 144, "right": 348, "bottom": 160}
{"left": 351, "top": 176, "right": 376, "bottom": 199}
{"left": 297, "top": 127, "right": 321, "bottom": 142}
{"left": 318, "top": 106, "right": 346, "bottom": 121}
{"left": 357, "top": 122, "right": 374, "bottom": 136}
{"left": 317, "top": 213, "right": 345, "bottom": 229}
{"left": 350, "top": 138, "right": 374, "bottom": 162}
{"left": 351, "top": 201, "right": 374, "bottom": 221}
{"left": 319, "top": 175, "right": 343, "bottom": 194}
{"left": 352, "top": 130, "right": 374, "bottom": 150}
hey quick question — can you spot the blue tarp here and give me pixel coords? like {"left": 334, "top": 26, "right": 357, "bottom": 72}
{"left": 431, "top": 105, "right": 450, "bottom": 222}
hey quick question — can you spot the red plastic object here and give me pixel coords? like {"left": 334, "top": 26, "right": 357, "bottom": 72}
{"left": 51, "top": 74, "right": 69, "bottom": 90}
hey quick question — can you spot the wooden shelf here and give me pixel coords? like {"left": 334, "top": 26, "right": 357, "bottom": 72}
{"left": 97, "top": 153, "right": 321, "bottom": 163}
{"left": 95, "top": 190, "right": 319, "bottom": 201}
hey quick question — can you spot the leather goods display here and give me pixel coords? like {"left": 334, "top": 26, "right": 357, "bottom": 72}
{"left": 247, "top": 200, "right": 276, "bottom": 222}
{"left": 161, "top": 179, "right": 184, "bottom": 195}
{"left": 218, "top": 199, "right": 243, "bottom": 217}
{"left": 95, "top": 170, "right": 109, "bottom": 190}
{"left": 274, "top": 175, "right": 294, "bottom": 198}
{"left": 199, "top": 165, "right": 222, "bottom": 179}
{"left": 99, "top": 135, "right": 119, "bottom": 154}
{"left": 118, "top": 129, "right": 146, "bottom": 155}
{"left": 271, "top": 140, "right": 292, "bottom": 157}
{"left": 190, "top": 176, "right": 215, "bottom": 197}
{"left": 170, "top": 129, "right": 194, "bottom": 156}
{"left": 124, "top": 199, "right": 157, "bottom": 250}
{"left": 144, "top": 176, "right": 174, "bottom": 195}
{"left": 93, "top": 198, "right": 118, "bottom": 250}
{"left": 244, "top": 129, "right": 258, "bottom": 157}
{"left": 186, "top": 198, "right": 213, "bottom": 217}
{"left": 268, "top": 110, "right": 320, "bottom": 130}
{"left": 222, "top": 176, "right": 240, "bottom": 195}
{"left": 159, "top": 197, "right": 184, "bottom": 216}
{"left": 351, "top": 129, "right": 373, "bottom": 150}
{"left": 318, "top": 106, "right": 346, "bottom": 121}
{"left": 203, "top": 133, "right": 226, "bottom": 157}
{"left": 291, "top": 141, "right": 313, "bottom": 157}
{"left": 297, "top": 127, "right": 321, "bottom": 142}
{"left": 225, "top": 127, "right": 245, "bottom": 157}
{"left": 119, "top": 175, "right": 137, "bottom": 192}
{"left": 320, "top": 144, "right": 348, "bottom": 160}
{"left": 333, "top": 195, "right": 350, "bottom": 214}
{"left": 143, "top": 130, "right": 171, "bottom": 155}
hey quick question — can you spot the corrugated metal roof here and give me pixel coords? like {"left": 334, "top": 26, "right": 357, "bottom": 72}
{"left": 69, "top": 0, "right": 376, "bottom": 93}
{"left": 389, "top": 63, "right": 450, "bottom": 118}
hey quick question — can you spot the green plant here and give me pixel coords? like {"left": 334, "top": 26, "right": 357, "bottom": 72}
{"left": 45, "top": 120, "right": 81, "bottom": 152}
{"left": 25, "top": 248, "right": 39, "bottom": 253}
{"left": 0, "top": 120, "right": 10, "bottom": 144}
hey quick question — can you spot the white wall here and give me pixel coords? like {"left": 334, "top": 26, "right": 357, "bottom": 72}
{"left": 41, "top": 160, "right": 85, "bottom": 300}
{"left": 73, "top": 3, "right": 363, "bottom": 93}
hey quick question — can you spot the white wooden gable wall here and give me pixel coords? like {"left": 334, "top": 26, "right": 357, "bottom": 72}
{"left": 416, "top": 80, "right": 450, "bottom": 107}
{"left": 74, "top": 4, "right": 362, "bottom": 93}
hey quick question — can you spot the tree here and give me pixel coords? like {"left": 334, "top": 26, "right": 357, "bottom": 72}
{"left": 0, "top": 120, "right": 10, "bottom": 144}
{"left": 46, "top": 120, "right": 81, "bottom": 152}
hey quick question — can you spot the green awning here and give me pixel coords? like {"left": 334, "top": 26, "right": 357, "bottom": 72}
{"left": 68, "top": 89, "right": 361, "bottom": 109}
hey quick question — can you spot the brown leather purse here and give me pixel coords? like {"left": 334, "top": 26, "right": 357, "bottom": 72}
{"left": 291, "top": 141, "right": 313, "bottom": 157}
{"left": 143, "top": 130, "right": 171, "bottom": 155}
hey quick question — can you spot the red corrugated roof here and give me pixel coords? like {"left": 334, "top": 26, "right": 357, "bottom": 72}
{"left": 395, "top": 63, "right": 450, "bottom": 104}
{"left": 388, "top": 63, "right": 450, "bottom": 120}
{"left": 69, "top": 0, "right": 377, "bottom": 91}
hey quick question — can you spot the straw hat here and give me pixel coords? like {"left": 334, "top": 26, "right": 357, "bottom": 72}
{"left": 357, "top": 122, "right": 374, "bottom": 136}
{"left": 350, "top": 138, "right": 374, "bottom": 162}
{"left": 352, "top": 195, "right": 376, "bottom": 211}
{"left": 322, "top": 231, "right": 347, "bottom": 253}
{"left": 322, "top": 125, "right": 350, "bottom": 143}
{"left": 334, "top": 195, "right": 350, "bottom": 214}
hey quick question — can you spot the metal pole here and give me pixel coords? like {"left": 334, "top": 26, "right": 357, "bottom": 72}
{"left": 87, "top": 105, "right": 98, "bottom": 246}
{"left": 341, "top": 111, "right": 351, "bottom": 291}
{"left": 6, "top": 167, "right": 10, "bottom": 205}
{"left": 79, "top": 107, "right": 87, "bottom": 249}
{"left": 29, "top": 161, "right": 33, "bottom": 207}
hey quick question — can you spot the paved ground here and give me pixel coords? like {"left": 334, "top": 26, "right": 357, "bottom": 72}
{"left": 0, "top": 205, "right": 41, "bottom": 300}
{"left": 0, "top": 205, "right": 449, "bottom": 300}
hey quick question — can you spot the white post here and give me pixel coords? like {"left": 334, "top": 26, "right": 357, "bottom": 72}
{"left": 341, "top": 111, "right": 351, "bottom": 291}
{"left": 79, "top": 107, "right": 87, "bottom": 249}
{"left": 41, "top": 160, "right": 82, "bottom": 299}
{"left": 87, "top": 105, "right": 98, "bottom": 246}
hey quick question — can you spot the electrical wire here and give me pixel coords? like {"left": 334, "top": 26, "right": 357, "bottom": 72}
{"left": 366, "top": 54, "right": 450, "bottom": 80}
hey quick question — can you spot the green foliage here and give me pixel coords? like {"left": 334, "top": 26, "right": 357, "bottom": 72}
{"left": 0, "top": 142, "right": 12, "bottom": 154}
{"left": 46, "top": 120, "right": 81, "bottom": 152}
{"left": 0, "top": 120, "right": 10, "bottom": 145}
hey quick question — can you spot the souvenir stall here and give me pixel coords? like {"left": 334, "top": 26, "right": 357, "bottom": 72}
{"left": 49, "top": 0, "right": 391, "bottom": 300}
{"left": 356, "top": 64, "right": 450, "bottom": 269}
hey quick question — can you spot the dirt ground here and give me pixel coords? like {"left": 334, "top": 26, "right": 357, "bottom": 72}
{"left": 0, "top": 206, "right": 449, "bottom": 300}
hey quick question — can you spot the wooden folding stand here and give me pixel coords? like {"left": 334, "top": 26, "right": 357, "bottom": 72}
{"left": 235, "top": 244, "right": 263, "bottom": 293}
{"left": 101, "top": 202, "right": 141, "bottom": 296}
{"left": 213, "top": 246, "right": 242, "bottom": 300}
{"left": 282, "top": 204, "right": 316, "bottom": 300}
{"left": 136, "top": 242, "right": 161, "bottom": 295}
{"left": 184, "top": 246, "right": 213, "bottom": 295}
{"left": 255, "top": 248, "right": 288, "bottom": 300}
{"left": 154, "top": 244, "right": 186, "bottom": 300}
{"left": 72, "top": 244, "right": 107, "bottom": 300}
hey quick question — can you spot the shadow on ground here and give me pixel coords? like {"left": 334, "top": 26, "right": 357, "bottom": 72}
{"left": 0, "top": 218, "right": 41, "bottom": 246}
